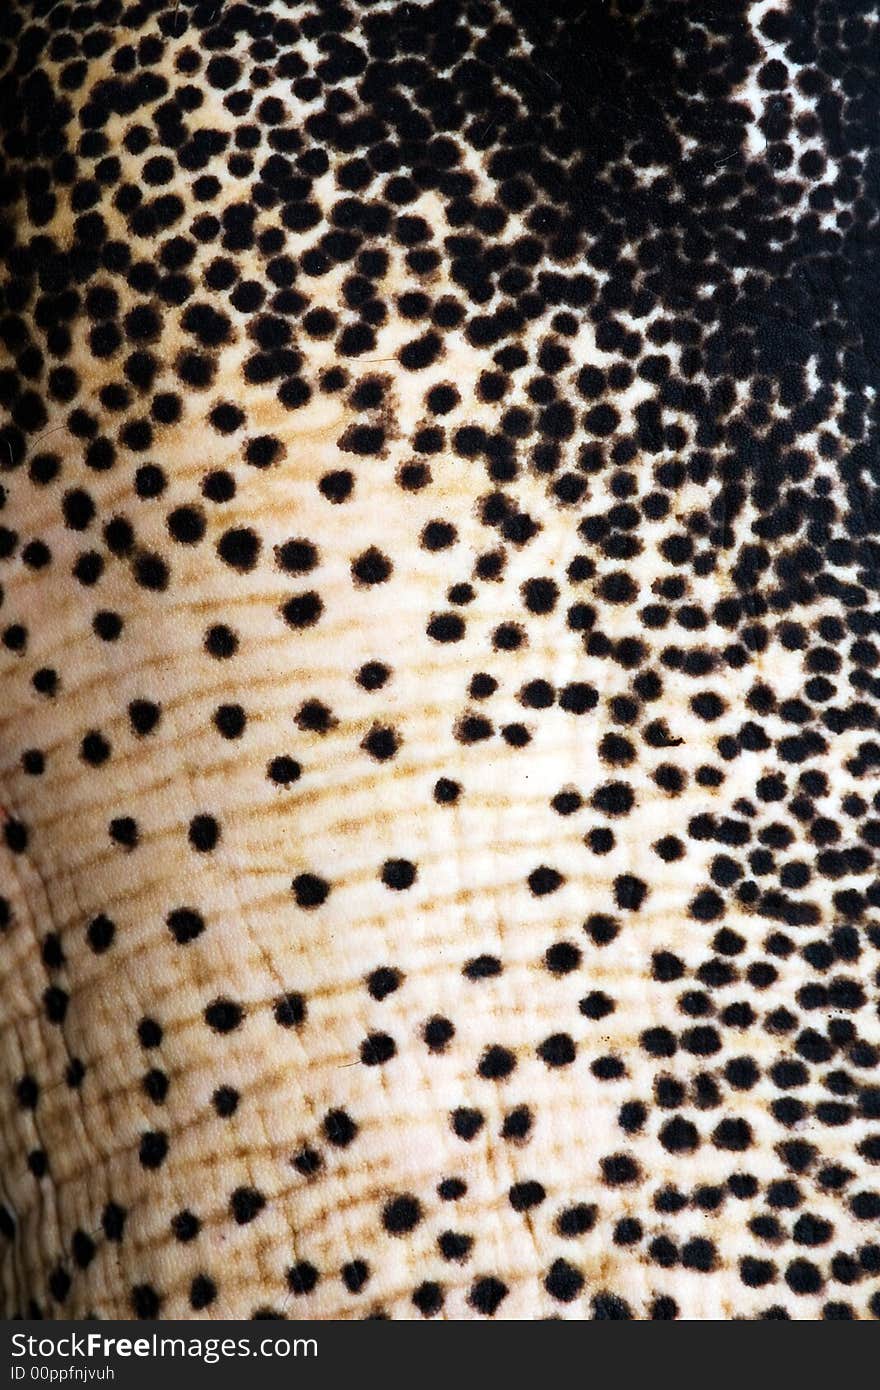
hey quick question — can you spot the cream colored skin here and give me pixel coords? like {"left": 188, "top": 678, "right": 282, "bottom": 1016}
{"left": 1, "top": 1, "right": 877, "bottom": 1319}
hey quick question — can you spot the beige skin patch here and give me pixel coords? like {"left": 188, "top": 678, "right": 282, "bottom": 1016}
{"left": 1, "top": 0, "right": 878, "bottom": 1320}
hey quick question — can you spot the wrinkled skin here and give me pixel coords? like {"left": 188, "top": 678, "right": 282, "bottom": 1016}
{"left": 0, "top": 0, "right": 879, "bottom": 1319}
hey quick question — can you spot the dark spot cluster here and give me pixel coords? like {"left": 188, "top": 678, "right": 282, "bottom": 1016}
{"left": 0, "top": 0, "right": 878, "bottom": 1322}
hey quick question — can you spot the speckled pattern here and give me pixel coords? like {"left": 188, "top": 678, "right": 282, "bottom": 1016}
{"left": 1, "top": 0, "right": 879, "bottom": 1320}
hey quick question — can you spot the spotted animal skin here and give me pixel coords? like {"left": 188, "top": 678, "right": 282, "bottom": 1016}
{"left": 1, "top": 0, "right": 879, "bottom": 1321}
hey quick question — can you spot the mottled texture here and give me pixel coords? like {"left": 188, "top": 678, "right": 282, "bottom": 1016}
{"left": 1, "top": 0, "right": 879, "bottom": 1321}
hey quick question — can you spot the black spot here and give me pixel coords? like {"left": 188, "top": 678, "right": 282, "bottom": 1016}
{"left": 382, "top": 1194, "right": 422, "bottom": 1235}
